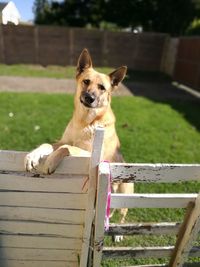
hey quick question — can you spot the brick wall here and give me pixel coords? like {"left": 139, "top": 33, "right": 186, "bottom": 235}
{"left": 0, "top": 25, "right": 167, "bottom": 71}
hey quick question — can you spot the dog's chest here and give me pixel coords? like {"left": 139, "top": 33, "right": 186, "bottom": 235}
{"left": 72, "top": 124, "right": 97, "bottom": 151}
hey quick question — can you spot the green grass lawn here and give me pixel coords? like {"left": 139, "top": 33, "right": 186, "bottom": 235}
{"left": 0, "top": 64, "right": 113, "bottom": 79}
{"left": 0, "top": 63, "right": 170, "bottom": 83}
{"left": 0, "top": 92, "right": 200, "bottom": 266}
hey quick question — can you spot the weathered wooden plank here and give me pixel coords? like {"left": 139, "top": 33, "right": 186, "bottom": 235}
{"left": 0, "top": 261, "right": 78, "bottom": 267}
{"left": 103, "top": 246, "right": 174, "bottom": 258}
{"left": 0, "top": 150, "right": 90, "bottom": 175}
{"left": 0, "top": 248, "right": 80, "bottom": 261}
{"left": 125, "top": 264, "right": 200, "bottom": 267}
{"left": 106, "top": 222, "right": 181, "bottom": 236}
{"left": 0, "top": 221, "right": 83, "bottom": 238}
{"left": 0, "top": 172, "right": 86, "bottom": 193}
{"left": 0, "top": 151, "right": 27, "bottom": 172}
{"left": 103, "top": 246, "right": 200, "bottom": 259}
{"left": 93, "top": 162, "right": 109, "bottom": 267}
{"left": 0, "top": 192, "right": 87, "bottom": 209}
{"left": 110, "top": 193, "right": 197, "bottom": 209}
{"left": 110, "top": 163, "right": 200, "bottom": 183}
{"left": 0, "top": 206, "right": 85, "bottom": 224}
{"left": 169, "top": 193, "right": 200, "bottom": 267}
{"left": 80, "top": 127, "right": 104, "bottom": 267}
{"left": 124, "top": 265, "right": 167, "bottom": 267}
{"left": 0, "top": 235, "right": 82, "bottom": 250}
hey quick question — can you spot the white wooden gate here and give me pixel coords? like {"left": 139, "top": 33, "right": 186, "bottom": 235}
{"left": 0, "top": 128, "right": 104, "bottom": 267}
{"left": 93, "top": 162, "right": 200, "bottom": 267}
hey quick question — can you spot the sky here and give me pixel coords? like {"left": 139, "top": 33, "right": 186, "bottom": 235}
{"left": 0, "top": 0, "right": 63, "bottom": 22}
{"left": 1, "top": 0, "right": 34, "bottom": 21}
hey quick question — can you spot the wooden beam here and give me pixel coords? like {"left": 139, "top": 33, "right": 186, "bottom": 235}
{"left": 0, "top": 261, "right": 78, "bottom": 267}
{"left": 93, "top": 162, "right": 110, "bottom": 267}
{"left": 103, "top": 246, "right": 174, "bottom": 258}
{"left": 111, "top": 193, "right": 197, "bottom": 209}
{"left": 0, "top": 235, "right": 82, "bottom": 250}
{"left": 123, "top": 263, "right": 200, "bottom": 267}
{"left": 106, "top": 222, "right": 181, "bottom": 236}
{"left": 0, "top": 150, "right": 90, "bottom": 175}
{"left": 0, "top": 172, "right": 88, "bottom": 193}
{"left": 0, "top": 191, "right": 87, "bottom": 209}
{"left": 109, "top": 163, "right": 200, "bottom": 183}
{"left": 169, "top": 193, "right": 200, "bottom": 267}
{"left": 103, "top": 246, "right": 200, "bottom": 259}
{"left": 80, "top": 127, "right": 104, "bottom": 267}
{"left": 0, "top": 247, "right": 80, "bottom": 261}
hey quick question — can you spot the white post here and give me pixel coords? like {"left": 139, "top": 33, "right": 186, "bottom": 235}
{"left": 80, "top": 127, "right": 104, "bottom": 267}
{"left": 93, "top": 162, "right": 110, "bottom": 267}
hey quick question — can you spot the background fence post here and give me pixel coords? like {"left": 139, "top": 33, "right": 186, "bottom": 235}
{"left": 34, "top": 25, "right": 39, "bottom": 64}
{"left": 0, "top": 25, "right": 5, "bottom": 63}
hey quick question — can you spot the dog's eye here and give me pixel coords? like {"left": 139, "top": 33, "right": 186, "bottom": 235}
{"left": 98, "top": 84, "right": 106, "bottom": 91}
{"left": 83, "top": 79, "right": 90, "bottom": 85}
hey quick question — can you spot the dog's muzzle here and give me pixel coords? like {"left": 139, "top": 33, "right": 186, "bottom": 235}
{"left": 80, "top": 92, "right": 96, "bottom": 108}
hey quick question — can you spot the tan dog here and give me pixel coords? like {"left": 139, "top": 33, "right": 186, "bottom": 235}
{"left": 25, "top": 49, "right": 133, "bottom": 236}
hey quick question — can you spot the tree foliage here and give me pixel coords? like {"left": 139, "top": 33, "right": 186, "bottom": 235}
{"left": 33, "top": 0, "right": 199, "bottom": 36}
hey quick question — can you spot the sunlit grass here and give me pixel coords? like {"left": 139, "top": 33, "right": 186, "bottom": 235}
{"left": 0, "top": 92, "right": 200, "bottom": 266}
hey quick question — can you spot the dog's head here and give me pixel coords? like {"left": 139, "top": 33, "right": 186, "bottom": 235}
{"left": 75, "top": 49, "right": 127, "bottom": 109}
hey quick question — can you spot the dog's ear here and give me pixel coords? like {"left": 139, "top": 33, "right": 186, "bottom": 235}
{"left": 109, "top": 66, "right": 127, "bottom": 88}
{"left": 77, "top": 48, "right": 93, "bottom": 76}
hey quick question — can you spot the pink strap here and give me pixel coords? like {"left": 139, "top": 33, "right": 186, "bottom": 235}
{"left": 103, "top": 161, "right": 111, "bottom": 231}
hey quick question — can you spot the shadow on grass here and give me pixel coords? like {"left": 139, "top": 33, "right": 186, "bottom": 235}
{"left": 124, "top": 70, "right": 200, "bottom": 132}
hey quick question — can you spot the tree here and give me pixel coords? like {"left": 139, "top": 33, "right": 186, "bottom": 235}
{"left": 33, "top": 0, "right": 106, "bottom": 27}
{"left": 33, "top": 0, "right": 51, "bottom": 24}
{"left": 33, "top": 0, "right": 198, "bottom": 36}
{"left": 104, "top": 0, "right": 197, "bottom": 36}
{"left": 149, "top": 0, "right": 196, "bottom": 36}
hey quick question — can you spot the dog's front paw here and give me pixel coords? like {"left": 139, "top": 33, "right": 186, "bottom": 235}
{"left": 42, "top": 146, "right": 70, "bottom": 175}
{"left": 25, "top": 151, "right": 43, "bottom": 172}
{"left": 25, "top": 144, "right": 54, "bottom": 173}
{"left": 42, "top": 157, "right": 57, "bottom": 175}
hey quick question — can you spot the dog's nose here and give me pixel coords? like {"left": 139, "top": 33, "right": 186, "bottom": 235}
{"left": 84, "top": 92, "right": 95, "bottom": 104}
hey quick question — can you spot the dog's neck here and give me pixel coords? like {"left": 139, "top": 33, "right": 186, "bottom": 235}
{"left": 73, "top": 98, "right": 115, "bottom": 127}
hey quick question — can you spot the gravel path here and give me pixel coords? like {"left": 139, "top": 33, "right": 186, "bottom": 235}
{"left": 0, "top": 75, "right": 199, "bottom": 101}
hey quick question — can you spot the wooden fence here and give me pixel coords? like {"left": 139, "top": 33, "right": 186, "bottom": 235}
{"left": 0, "top": 128, "right": 105, "bottom": 267}
{"left": 0, "top": 25, "right": 167, "bottom": 71}
{"left": 0, "top": 24, "right": 200, "bottom": 90}
{"left": 96, "top": 162, "right": 200, "bottom": 267}
{"left": 173, "top": 37, "right": 200, "bottom": 92}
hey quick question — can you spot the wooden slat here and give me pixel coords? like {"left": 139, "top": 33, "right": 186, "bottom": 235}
{"left": 0, "top": 261, "right": 78, "bottom": 267}
{"left": 0, "top": 206, "right": 85, "bottom": 224}
{"left": 93, "top": 162, "right": 110, "bottom": 267}
{"left": 110, "top": 193, "right": 197, "bottom": 209}
{"left": 103, "top": 246, "right": 200, "bottom": 259}
{"left": 0, "top": 150, "right": 90, "bottom": 175}
{"left": 0, "top": 172, "right": 86, "bottom": 193}
{"left": 169, "top": 193, "right": 200, "bottom": 267}
{"left": 124, "top": 265, "right": 167, "bottom": 267}
{"left": 0, "top": 221, "right": 83, "bottom": 238}
{"left": 103, "top": 246, "right": 174, "bottom": 258}
{"left": 110, "top": 163, "right": 200, "bottom": 183}
{"left": 0, "top": 235, "right": 82, "bottom": 250}
{"left": 125, "top": 264, "right": 200, "bottom": 267}
{"left": 0, "top": 248, "right": 79, "bottom": 261}
{"left": 0, "top": 192, "right": 87, "bottom": 209}
{"left": 106, "top": 222, "right": 181, "bottom": 236}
